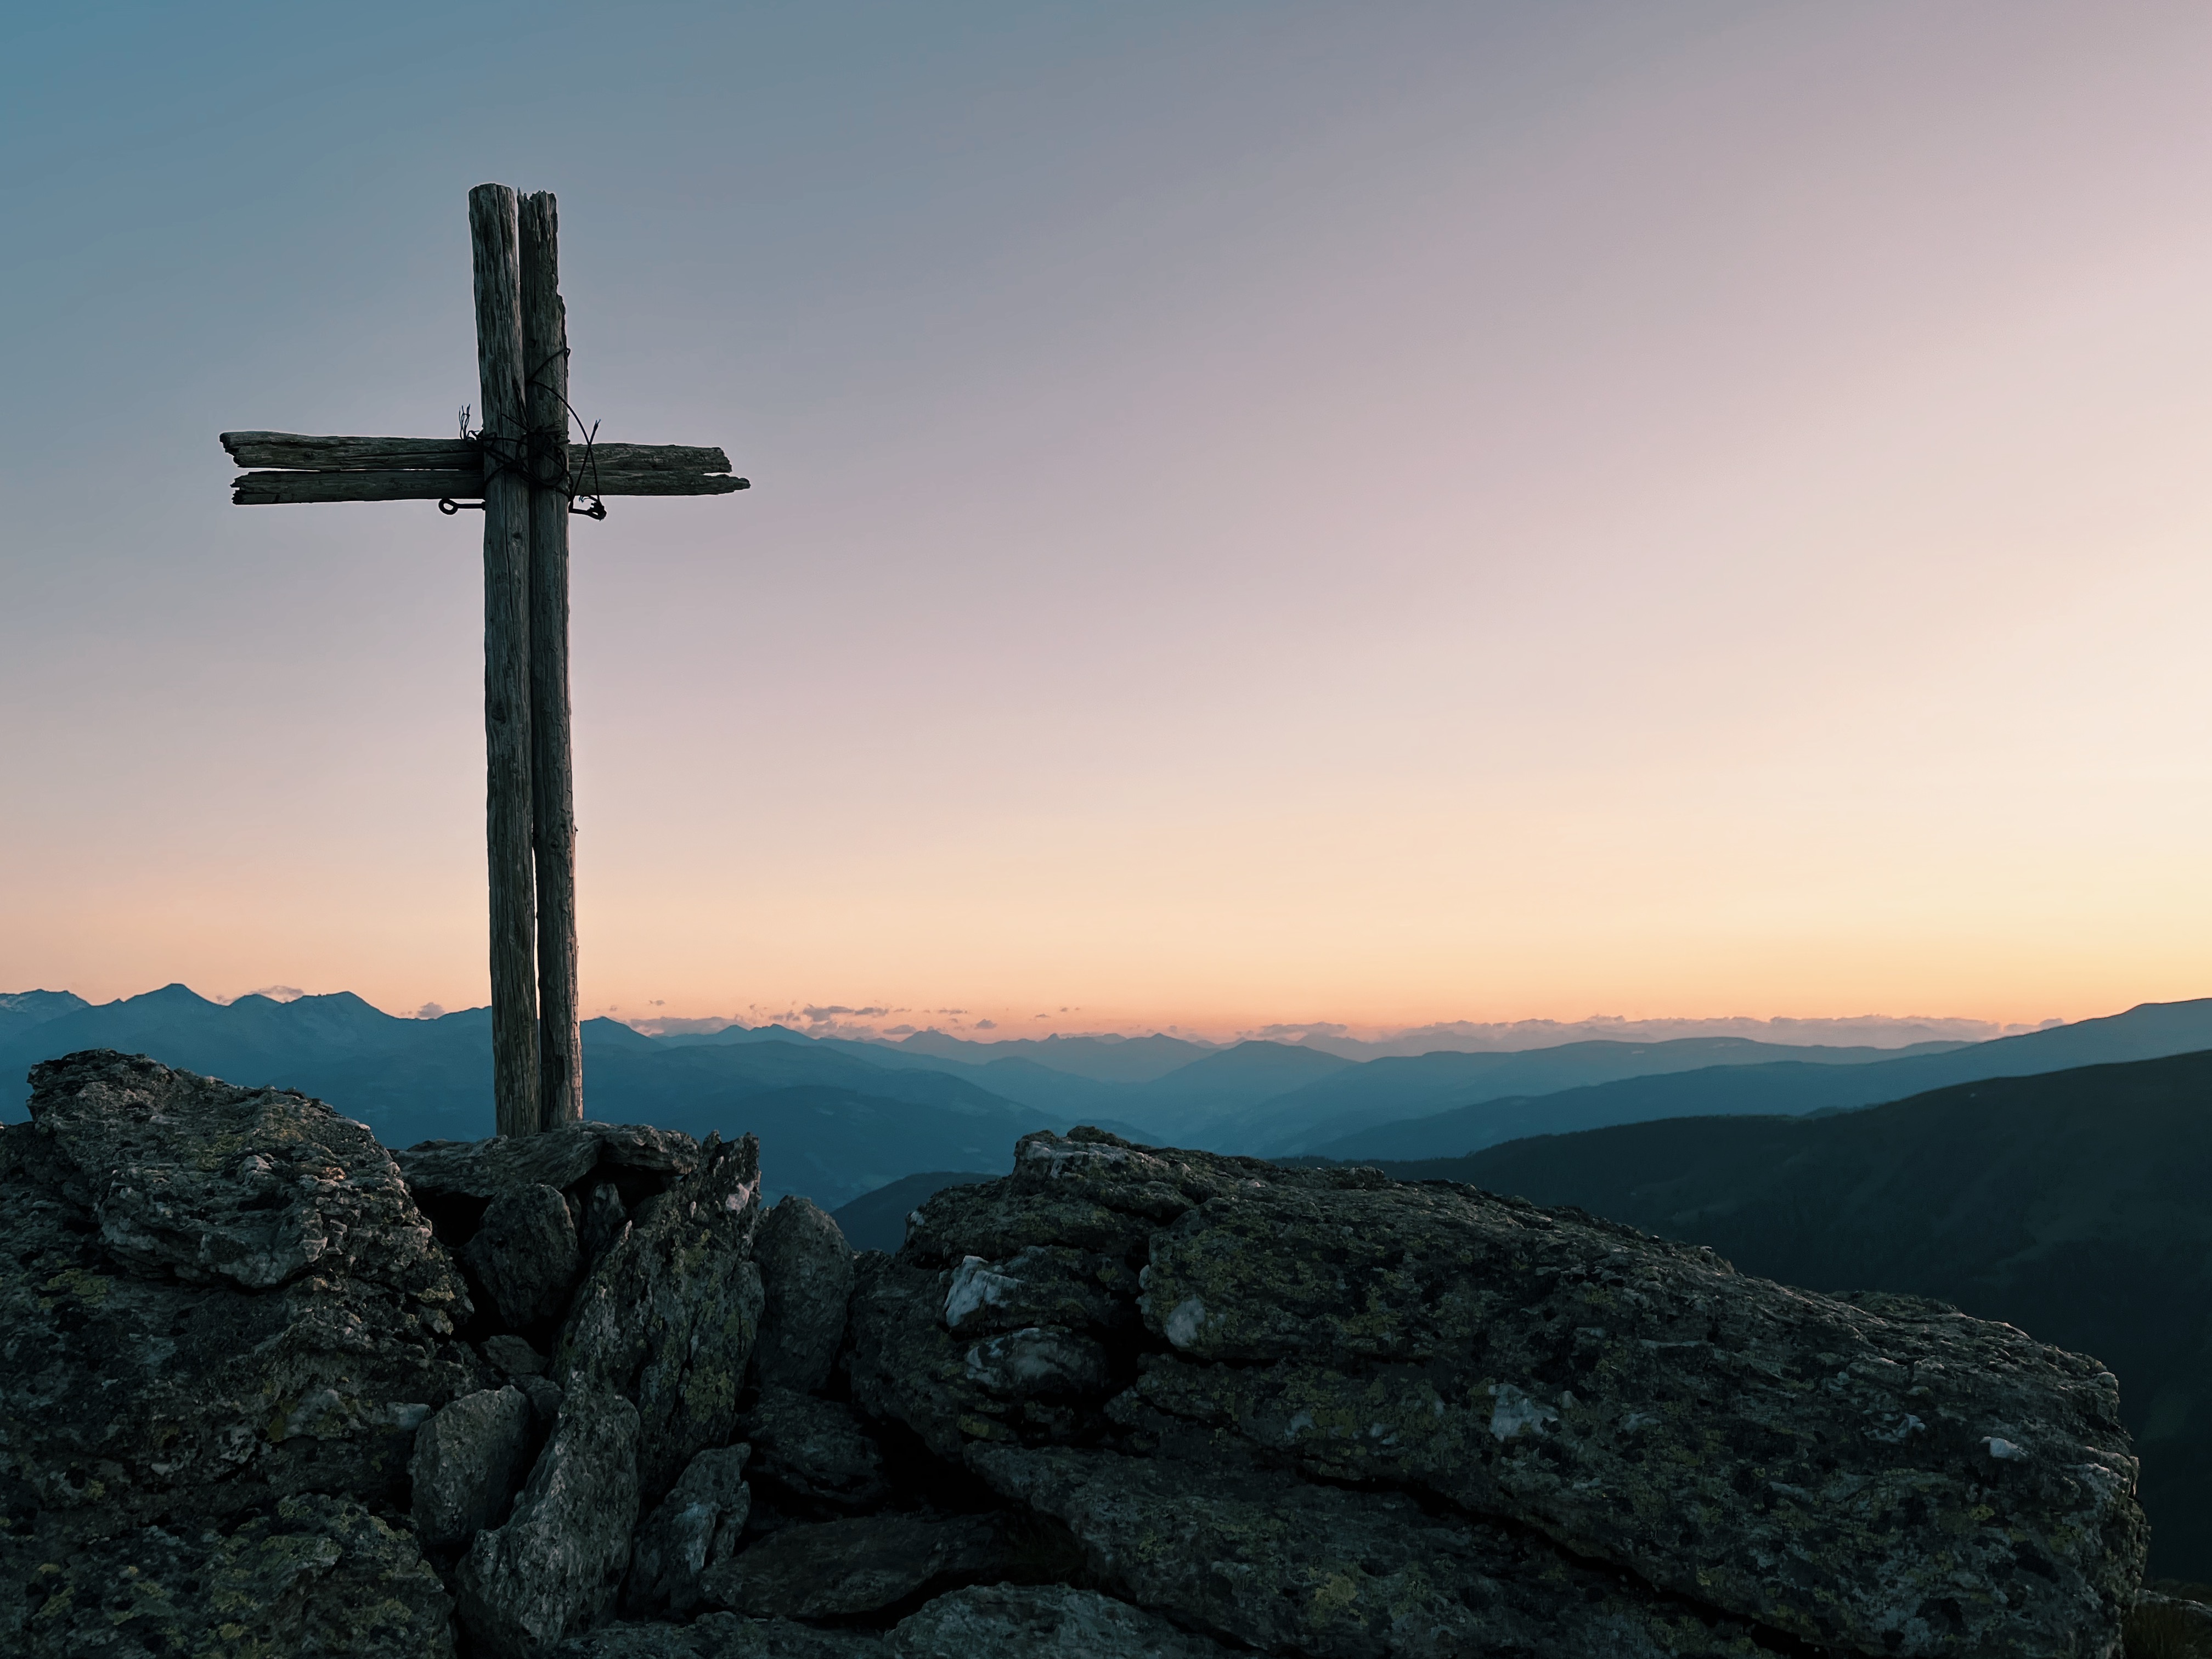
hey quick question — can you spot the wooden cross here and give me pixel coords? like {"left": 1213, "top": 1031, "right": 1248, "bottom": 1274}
{"left": 220, "top": 184, "right": 747, "bottom": 1137}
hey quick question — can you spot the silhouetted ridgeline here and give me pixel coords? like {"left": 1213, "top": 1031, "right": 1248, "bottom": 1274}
{"left": 17, "top": 986, "right": 2212, "bottom": 1193}
{"left": 1305, "top": 997, "right": 2212, "bottom": 1161}
{"left": 1321, "top": 1049, "right": 2212, "bottom": 1579}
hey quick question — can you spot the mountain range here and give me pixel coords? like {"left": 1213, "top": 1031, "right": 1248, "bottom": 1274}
{"left": 1306, "top": 997, "right": 2212, "bottom": 1160}
{"left": 11, "top": 984, "right": 2212, "bottom": 1211}
{"left": 1327, "top": 1048, "right": 2212, "bottom": 1579}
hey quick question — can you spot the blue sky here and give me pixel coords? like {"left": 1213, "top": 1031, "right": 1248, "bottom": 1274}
{"left": 6, "top": 3, "right": 2212, "bottom": 1036}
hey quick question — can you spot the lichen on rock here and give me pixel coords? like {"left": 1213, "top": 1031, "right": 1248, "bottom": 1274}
{"left": 0, "top": 1065, "right": 2155, "bottom": 1659}
{"left": 555, "top": 1132, "right": 765, "bottom": 1504}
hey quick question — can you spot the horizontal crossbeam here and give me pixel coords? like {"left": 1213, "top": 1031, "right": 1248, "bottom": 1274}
{"left": 219, "top": 432, "right": 748, "bottom": 505}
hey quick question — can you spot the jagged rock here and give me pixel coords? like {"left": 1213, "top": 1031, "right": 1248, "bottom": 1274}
{"left": 737, "top": 1387, "right": 888, "bottom": 1513}
{"left": 625, "top": 1444, "right": 752, "bottom": 1616}
{"left": 879, "top": 1128, "right": 2148, "bottom": 1659}
{"left": 891, "top": 1583, "right": 1234, "bottom": 1658}
{"left": 483, "top": 1333, "right": 547, "bottom": 1376}
{"left": 697, "top": 1513, "right": 1011, "bottom": 1620}
{"left": 455, "top": 1386, "right": 641, "bottom": 1659}
{"left": 25, "top": 1050, "right": 460, "bottom": 1297}
{"left": 398, "top": 1123, "right": 698, "bottom": 1205}
{"left": 3, "top": 1066, "right": 2154, "bottom": 1659}
{"left": 0, "top": 1054, "right": 476, "bottom": 1584}
{"left": 850, "top": 1141, "right": 1310, "bottom": 1460}
{"left": 549, "top": 1612, "right": 881, "bottom": 1656}
{"left": 464, "top": 1183, "right": 582, "bottom": 1327}
{"left": 409, "top": 1386, "right": 532, "bottom": 1553}
{"left": 848, "top": 1259, "right": 1120, "bottom": 1460}
{"left": 12, "top": 1491, "right": 453, "bottom": 1659}
{"left": 751, "top": 1195, "right": 854, "bottom": 1393}
{"left": 557, "top": 1134, "right": 765, "bottom": 1503}
{"left": 1132, "top": 1165, "right": 2145, "bottom": 1658}
{"left": 941, "top": 1244, "right": 1139, "bottom": 1337}
{"left": 971, "top": 1438, "right": 1786, "bottom": 1658}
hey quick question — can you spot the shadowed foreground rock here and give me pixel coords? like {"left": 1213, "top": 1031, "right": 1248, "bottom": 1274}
{"left": 0, "top": 1053, "right": 476, "bottom": 1656}
{"left": 751, "top": 1195, "right": 855, "bottom": 1395}
{"left": 549, "top": 1585, "right": 1232, "bottom": 1657}
{"left": 410, "top": 1386, "right": 533, "bottom": 1553}
{"left": 22, "top": 1493, "right": 454, "bottom": 1659}
{"left": 0, "top": 1057, "right": 2155, "bottom": 1658}
{"left": 455, "top": 1387, "right": 641, "bottom": 1657}
{"left": 856, "top": 1129, "right": 2148, "bottom": 1658}
{"left": 969, "top": 1438, "right": 1783, "bottom": 1658}
{"left": 737, "top": 1387, "right": 889, "bottom": 1514}
{"left": 626, "top": 1444, "right": 752, "bottom": 1617}
{"left": 463, "top": 1183, "right": 582, "bottom": 1328}
{"left": 556, "top": 1133, "right": 765, "bottom": 1504}
{"left": 699, "top": 1512, "right": 1013, "bottom": 1619}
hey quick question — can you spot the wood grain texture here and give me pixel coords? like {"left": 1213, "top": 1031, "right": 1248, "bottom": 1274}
{"left": 582, "top": 443, "right": 732, "bottom": 474}
{"left": 228, "top": 444, "right": 744, "bottom": 505}
{"left": 522, "top": 190, "right": 581, "bottom": 1131}
{"left": 219, "top": 433, "right": 480, "bottom": 470}
{"left": 583, "top": 471, "right": 751, "bottom": 496}
{"left": 222, "top": 435, "right": 730, "bottom": 475}
{"left": 230, "top": 467, "right": 748, "bottom": 503}
{"left": 230, "top": 470, "right": 483, "bottom": 504}
{"left": 471, "top": 182, "right": 541, "bottom": 1139}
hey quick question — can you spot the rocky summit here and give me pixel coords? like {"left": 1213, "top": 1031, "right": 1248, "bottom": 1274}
{"left": 0, "top": 1051, "right": 2151, "bottom": 1657}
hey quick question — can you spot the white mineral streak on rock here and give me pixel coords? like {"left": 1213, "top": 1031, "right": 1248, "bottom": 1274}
{"left": 944, "top": 1255, "right": 1023, "bottom": 1329}
{"left": 962, "top": 1327, "right": 1109, "bottom": 1397}
{"left": 1164, "top": 1296, "right": 1207, "bottom": 1349}
{"left": 1487, "top": 1383, "right": 1559, "bottom": 1442}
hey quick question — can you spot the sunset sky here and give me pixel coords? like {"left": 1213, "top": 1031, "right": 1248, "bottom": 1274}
{"left": 5, "top": 2, "right": 2212, "bottom": 1040}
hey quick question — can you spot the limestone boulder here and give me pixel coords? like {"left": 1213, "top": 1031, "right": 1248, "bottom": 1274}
{"left": 751, "top": 1195, "right": 855, "bottom": 1393}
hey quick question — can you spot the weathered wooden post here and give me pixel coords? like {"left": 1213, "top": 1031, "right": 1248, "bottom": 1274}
{"left": 469, "top": 184, "right": 541, "bottom": 1137}
{"left": 220, "top": 184, "right": 748, "bottom": 1136}
{"left": 520, "top": 191, "right": 582, "bottom": 1127}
